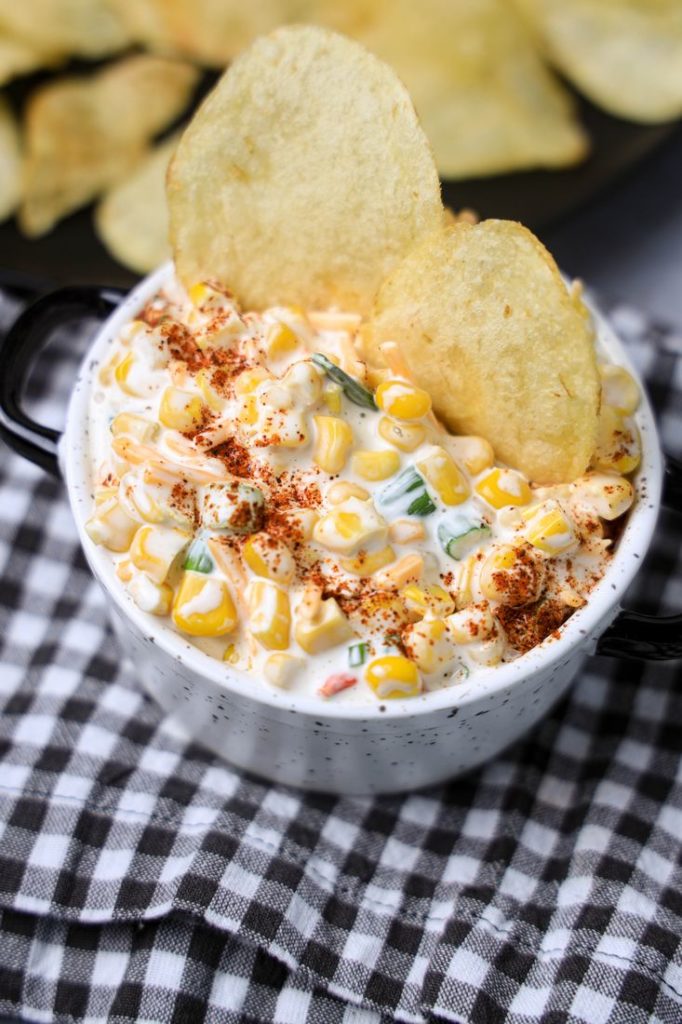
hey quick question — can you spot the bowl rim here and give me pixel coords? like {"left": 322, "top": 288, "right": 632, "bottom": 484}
{"left": 62, "top": 262, "right": 663, "bottom": 722}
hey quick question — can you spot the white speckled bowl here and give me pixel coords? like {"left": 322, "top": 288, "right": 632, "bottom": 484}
{"left": 0, "top": 264, "right": 668, "bottom": 793}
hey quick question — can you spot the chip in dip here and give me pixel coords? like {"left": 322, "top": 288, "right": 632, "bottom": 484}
{"left": 85, "top": 27, "right": 640, "bottom": 705}
{"left": 167, "top": 25, "right": 443, "bottom": 314}
{"left": 363, "top": 220, "right": 600, "bottom": 484}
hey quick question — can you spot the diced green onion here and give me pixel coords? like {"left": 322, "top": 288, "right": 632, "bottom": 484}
{"left": 376, "top": 466, "right": 435, "bottom": 517}
{"left": 407, "top": 491, "right": 436, "bottom": 516}
{"left": 311, "top": 353, "right": 377, "bottom": 410}
{"left": 378, "top": 466, "right": 421, "bottom": 503}
{"left": 183, "top": 538, "right": 214, "bottom": 573}
{"left": 437, "top": 518, "right": 491, "bottom": 560}
{"left": 348, "top": 641, "right": 369, "bottom": 667}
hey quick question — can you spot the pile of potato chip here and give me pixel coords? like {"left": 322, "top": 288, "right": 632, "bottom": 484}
{"left": 0, "top": 0, "right": 681, "bottom": 275}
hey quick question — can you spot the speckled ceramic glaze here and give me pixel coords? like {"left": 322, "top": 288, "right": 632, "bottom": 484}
{"left": 59, "top": 264, "right": 663, "bottom": 794}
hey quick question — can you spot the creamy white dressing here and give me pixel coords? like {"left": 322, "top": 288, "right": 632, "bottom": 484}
{"left": 86, "top": 278, "right": 633, "bottom": 706}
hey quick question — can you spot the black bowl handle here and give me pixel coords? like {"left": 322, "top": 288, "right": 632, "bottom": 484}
{"left": 596, "top": 454, "right": 682, "bottom": 661}
{"left": 0, "top": 286, "right": 126, "bottom": 476}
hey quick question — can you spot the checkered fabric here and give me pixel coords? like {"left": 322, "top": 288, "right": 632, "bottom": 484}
{"left": 0, "top": 292, "right": 681, "bottom": 1024}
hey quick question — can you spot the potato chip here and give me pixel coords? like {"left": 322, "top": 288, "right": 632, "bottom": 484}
{"left": 364, "top": 220, "right": 599, "bottom": 484}
{"left": 0, "top": 35, "right": 61, "bottom": 87}
{"left": 96, "top": 133, "right": 180, "bottom": 274}
{"left": 0, "top": 98, "right": 20, "bottom": 222}
{"left": 358, "top": 0, "right": 587, "bottom": 178}
{"left": 515, "top": 0, "right": 682, "bottom": 123}
{"left": 21, "top": 55, "right": 199, "bottom": 237}
{"left": 105, "top": 0, "right": 180, "bottom": 55}
{"left": 0, "top": 0, "right": 130, "bottom": 58}
{"left": 125, "top": 0, "right": 378, "bottom": 66}
{"left": 168, "top": 25, "right": 443, "bottom": 314}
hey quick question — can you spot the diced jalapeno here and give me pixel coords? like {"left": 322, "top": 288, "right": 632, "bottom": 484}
{"left": 437, "top": 518, "right": 491, "bottom": 560}
{"left": 311, "top": 353, "right": 377, "bottom": 410}
{"left": 348, "top": 641, "right": 369, "bottom": 667}
{"left": 183, "top": 538, "right": 214, "bottom": 574}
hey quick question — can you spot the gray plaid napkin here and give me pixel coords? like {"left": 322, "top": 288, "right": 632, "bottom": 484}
{"left": 0, "top": 293, "right": 681, "bottom": 1024}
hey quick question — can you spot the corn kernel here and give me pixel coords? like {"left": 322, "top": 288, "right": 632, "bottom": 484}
{"left": 446, "top": 603, "right": 496, "bottom": 644}
{"left": 388, "top": 519, "right": 426, "bottom": 545}
{"left": 453, "top": 556, "right": 477, "bottom": 609}
{"left": 297, "top": 583, "right": 323, "bottom": 621}
{"left": 195, "top": 309, "right": 244, "bottom": 351}
{"left": 524, "top": 500, "right": 577, "bottom": 556}
{"left": 173, "top": 573, "right": 237, "bottom": 636}
{"left": 85, "top": 500, "right": 138, "bottom": 553}
{"left": 365, "top": 655, "right": 421, "bottom": 699}
{"left": 130, "top": 524, "right": 191, "bottom": 583}
{"left": 468, "top": 630, "right": 506, "bottom": 667}
{"left": 159, "top": 387, "right": 206, "bottom": 433}
{"left": 243, "top": 533, "right": 294, "bottom": 583}
{"left": 327, "top": 481, "right": 370, "bottom": 504}
{"left": 376, "top": 380, "right": 432, "bottom": 421}
{"left": 416, "top": 447, "right": 469, "bottom": 506}
{"left": 188, "top": 281, "right": 229, "bottom": 310}
{"left": 323, "top": 384, "right": 343, "bottom": 414}
{"left": 315, "top": 511, "right": 361, "bottom": 553}
{"left": 475, "top": 467, "right": 532, "bottom": 509}
{"left": 114, "top": 353, "right": 149, "bottom": 397}
{"left": 119, "top": 472, "right": 168, "bottom": 525}
{"left": 116, "top": 559, "right": 133, "bottom": 582}
{"left": 281, "top": 508, "right": 318, "bottom": 540}
{"left": 352, "top": 449, "right": 401, "bottom": 482}
{"left": 479, "top": 545, "right": 545, "bottom": 606}
{"left": 95, "top": 485, "right": 118, "bottom": 506}
{"left": 314, "top": 497, "right": 386, "bottom": 555}
{"left": 402, "top": 583, "right": 455, "bottom": 618}
{"left": 258, "top": 408, "right": 310, "bottom": 449}
{"left": 223, "top": 643, "right": 240, "bottom": 664}
{"left": 265, "top": 321, "right": 299, "bottom": 360}
{"left": 599, "top": 364, "right": 639, "bottom": 416}
{"left": 128, "top": 573, "right": 173, "bottom": 616}
{"left": 378, "top": 416, "right": 426, "bottom": 453}
{"left": 247, "top": 580, "right": 291, "bottom": 650}
{"left": 447, "top": 436, "right": 494, "bottom": 475}
{"left": 234, "top": 366, "right": 273, "bottom": 395}
{"left": 195, "top": 369, "right": 226, "bottom": 411}
{"left": 569, "top": 473, "right": 634, "bottom": 521}
{"left": 263, "top": 652, "right": 302, "bottom": 688}
{"left": 312, "top": 416, "right": 354, "bottom": 474}
{"left": 375, "top": 553, "right": 423, "bottom": 589}
{"left": 592, "top": 407, "right": 641, "bottom": 475}
{"left": 340, "top": 545, "right": 395, "bottom": 577}
{"left": 238, "top": 393, "right": 259, "bottom": 426}
{"left": 281, "top": 361, "right": 322, "bottom": 406}
{"left": 110, "top": 413, "right": 158, "bottom": 442}
{"left": 366, "top": 365, "right": 392, "bottom": 389}
{"left": 294, "top": 597, "right": 353, "bottom": 654}
{"left": 403, "top": 618, "right": 454, "bottom": 674}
